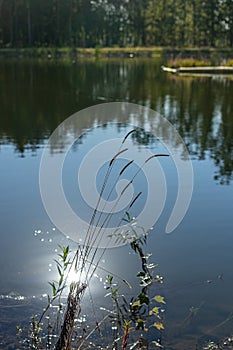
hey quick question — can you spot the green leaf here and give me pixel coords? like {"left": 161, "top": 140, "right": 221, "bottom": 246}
{"left": 122, "top": 279, "right": 132, "bottom": 289}
{"left": 122, "top": 218, "right": 129, "bottom": 223}
{"left": 57, "top": 245, "right": 69, "bottom": 262}
{"left": 64, "top": 261, "right": 71, "bottom": 268}
{"left": 58, "top": 275, "right": 64, "bottom": 286}
{"left": 107, "top": 275, "right": 113, "bottom": 284}
{"left": 124, "top": 319, "right": 131, "bottom": 327}
{"left": 139, "top": 293, "right": 150, "bottom": 305}
{"left": 154, "top": 322, "right": 164, "bottom": 330}
{"left": 57, "top": 264, "right": 62, "bottom": 276}
{"left": 132, "top": 300, "right": 141, "bottom": 308}
{"left": 136, "top": 318, "right": 144, "bottom": 330}
{"left": 49, "top": 282, "right": 57, "bottom": 297}
{"left": 137, "top": 271, "right": 146, "bottom": 277}
{"left": 54, "top": 259, "right": 62, "bottom": 267}
{"left": 126, "top": 211, "right": 131, "bottom": 221}
{"left": 149, "top": 307, "right": 160, "bottom": 316}
{"left": 154, "top": 295, "right": 166, "bottom": 304}
{"left": 131, "top": 228, "right": 138, "bottom": 237}
{"left": 112, "top": 286, "right": 120, "bottom": 297}
{"left": 63, "top": 246, "right": 69, "bottom": 261}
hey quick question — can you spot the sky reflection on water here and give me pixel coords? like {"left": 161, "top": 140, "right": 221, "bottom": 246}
{"left": 0, "top": 59, "right": 233, "bottom": 348}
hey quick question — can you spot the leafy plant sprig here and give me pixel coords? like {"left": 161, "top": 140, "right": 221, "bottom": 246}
{"left": 105, "top": 212, "right": 166, "bottom": 349}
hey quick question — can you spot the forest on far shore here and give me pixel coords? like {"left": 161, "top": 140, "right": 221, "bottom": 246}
{"left": 0, "top": 0, "right": 233, "bottom": 49}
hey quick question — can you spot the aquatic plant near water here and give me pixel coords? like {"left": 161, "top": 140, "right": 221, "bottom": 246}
{"left": 20, "top": 130, "right": 168, "bottom": 349}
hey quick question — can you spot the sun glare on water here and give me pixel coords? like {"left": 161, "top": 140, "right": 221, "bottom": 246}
{"left": 67, "top": 268, "right": 86, "bottom": 285}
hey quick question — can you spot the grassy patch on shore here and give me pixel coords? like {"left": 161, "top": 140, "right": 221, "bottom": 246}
{"left": 164, "top": 47, "right": 233, "bottom": 67}
{"left": 168, "top": 57, "right": 212, "bottom": 68}
{"left": 167, "top": 57, "right": 233, "bottom": 68}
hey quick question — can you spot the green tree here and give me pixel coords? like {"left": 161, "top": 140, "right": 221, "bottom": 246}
{"left": 127, "top": 0, "right": 149, "bottom": 46}
{"left": 145, "top": 0, "right": 177, "bottom": 46}
{"left": 0, "top": 0, "right": 232, "bottom": 48}
{"left": 221, "top": 0, "right": 233, "bottom": 47}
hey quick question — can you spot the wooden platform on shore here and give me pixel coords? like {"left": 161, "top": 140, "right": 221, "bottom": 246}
{"left": 162, "top": 65, "right": 233, "bottom": 75}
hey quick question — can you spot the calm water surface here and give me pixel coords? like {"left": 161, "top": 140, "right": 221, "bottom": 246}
{"left": 0, "top": 58, "right": 233, "bottom": 349}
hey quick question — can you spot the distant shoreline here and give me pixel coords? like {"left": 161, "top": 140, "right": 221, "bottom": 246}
{"left": 0, "top": 47, "right": 161, "bottom": 59}
{"left": 0, "top": 47, "right": 232, "bottom": 60}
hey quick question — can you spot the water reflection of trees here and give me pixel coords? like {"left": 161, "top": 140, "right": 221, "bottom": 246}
{"left": 0, "top": 60, "right": 232, "bottom": 183}
{"left": 151, "top": 75, "right": 233, "bottom": 185}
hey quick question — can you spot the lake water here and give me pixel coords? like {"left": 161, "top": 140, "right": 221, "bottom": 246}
{"left": 0, "top": 58, "right": 233, "bottom": 349}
